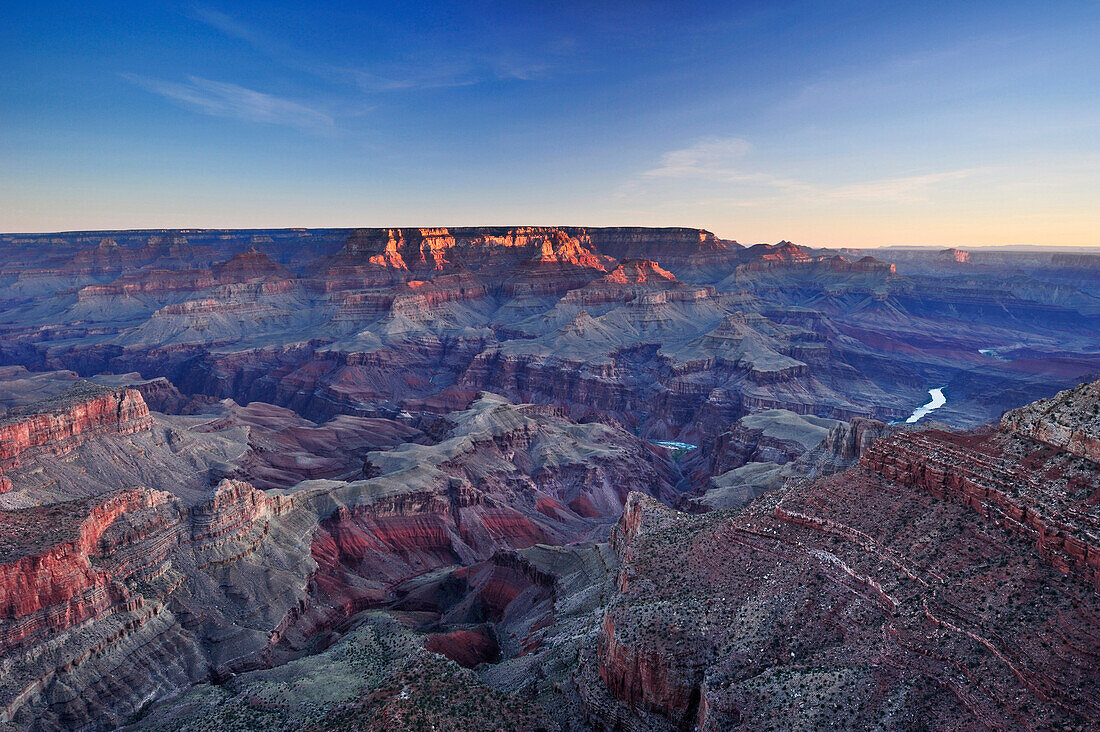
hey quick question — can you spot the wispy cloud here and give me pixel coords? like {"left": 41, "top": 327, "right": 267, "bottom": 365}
{"left": 633, "top": 137, "right": 980, "bottom": 204}
{"left": 193, "top": 6, "right": 269, "bottom": 48}
{"left": 826, "top": 170, "right": 978, "bottom": 202}
{"left": 641, "top": 137, "right": 807, "bottom": 190}
{"left": 192, "top": 6, "right": 556, "bottom": 93}
{"left": 330, "top": 64, "right": 480, "bottom": 93}
{"left": 332, "top": 55, "right": 552, "bottom": 93}
{"left": 122, "top": 74, "right": 334, "bottom": 131}
{"left": 643, "top": 137, "right": 752, "bottom": 178}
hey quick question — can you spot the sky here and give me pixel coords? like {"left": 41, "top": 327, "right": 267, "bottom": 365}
{"left": 1, "top": 0, "right": 1098, "bottom": 247}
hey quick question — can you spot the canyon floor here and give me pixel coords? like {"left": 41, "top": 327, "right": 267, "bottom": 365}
{"left": 0, "top": 228, "right": 1097, "bottom": 731}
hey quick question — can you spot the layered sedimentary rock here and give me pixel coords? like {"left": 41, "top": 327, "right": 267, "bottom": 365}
{"left": 4, "top": 227, "right": 1098, "bottom": 444}
{"left": 342, "top": 226, "right": 611, "bottom": 273}
{"left": 864, "top": 426, "right": 1100, "bottom": 587}
{"left": 708, "top": 409, "right": 839, "bottom": 475}
{"left": 683, "top": 409, "right": 844, "bottom": 509}
{"left": 1001, "top": 378, "right": 1100, "bottom": 461}
{"left": 1, "top": 228, "right": 1099, "bottom": 730}
{"left": 0, "top": 382, "right": 150, "bottom": 493}
{"left": 0, "top": 369, "right": 678, "bottom": 729}
{"left": 577, "top": 383, "right": 1100, "bottom": 730}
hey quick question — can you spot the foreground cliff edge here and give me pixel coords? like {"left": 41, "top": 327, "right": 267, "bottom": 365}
{"left": 0, "top": 366, "right": 1095, "bottom": 730}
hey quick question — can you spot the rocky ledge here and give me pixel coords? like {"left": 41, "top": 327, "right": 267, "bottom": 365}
{"left": 0, "top": 385, "right": 151, "bottom": 493}
{"left": 1001, "top": 379, "right": 1100, "bottom": 462}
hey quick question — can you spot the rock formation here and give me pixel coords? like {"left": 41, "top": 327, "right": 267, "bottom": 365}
{"left": 3, "top": 228, "right": 1098, "bottom": 442}
{"left": 0, "top": 381, "right": 151, "bottom": 493}
{"left": 0, "top": 368, "right": 678, "bottom": 729}
{"left": 1001, "top": 378, "right": 1100, "bottom": 462}
{"left": 0, "top": 227, "right": 1098, "bottom": 730}
{"left": 577, "top": 381, "right": 1100, "bottom": 730}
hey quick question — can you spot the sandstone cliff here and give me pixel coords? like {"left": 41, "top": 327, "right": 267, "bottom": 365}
{"left": 0, "top": 385, "right": 151, "bottom": 493}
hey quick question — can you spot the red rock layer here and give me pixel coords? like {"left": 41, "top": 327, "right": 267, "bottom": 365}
{"left": 0, "top": 488, "right": 169, "bottom": 650}
{"left": 0, "top": 388, "right": 151, "bottom": 493}
{"left": 342, "top": 226, "right": 608, "bottom": 272}
{"left": 424, "top": 625, "right": 500, "bottom": 668}
{"left": 581, "top": 454, "right": 1100, "bottom": 731}
{"left": 0, "top": 476, "right": 289, "bottom": 659}
{"left": 862, "top": 428, "right": 1100, "bottom": 587}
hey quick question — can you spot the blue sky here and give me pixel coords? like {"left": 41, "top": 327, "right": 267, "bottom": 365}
{"left": 2, "top": 1, "right": 1098, "bottom": 246}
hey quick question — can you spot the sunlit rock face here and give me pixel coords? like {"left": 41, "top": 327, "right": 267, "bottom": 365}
{"left": 2, "top": 227, "right": 1097, "bottom": 442}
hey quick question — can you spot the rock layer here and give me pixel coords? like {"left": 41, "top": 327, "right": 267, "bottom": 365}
{"left": 0, "top": 385, "right": 151, "bottom": 493}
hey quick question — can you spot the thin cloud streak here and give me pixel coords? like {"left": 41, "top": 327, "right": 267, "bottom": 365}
{"left": 122, "top": 74, "right": 334, "bottom": 131}
{"left": 643, "top": 137, "right": 752, "bottom": 178}
{"left": 193, "top": 6, "right": 269, "bottom": 48}
{"left": 634, "top": 137, "right": 981, "bottom": 204}
{"left": 332, "top": 56, "right": 552, "bottom": 93}
{"left": 827, "top": 170, "right": 978, "bottom": 202}
{"left": 192, "top": 5, "right": 556, "bottom": 93}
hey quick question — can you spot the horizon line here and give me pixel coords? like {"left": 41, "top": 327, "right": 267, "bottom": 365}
{"left": 2, "top": 225, "right": 1098, "bottom": 251}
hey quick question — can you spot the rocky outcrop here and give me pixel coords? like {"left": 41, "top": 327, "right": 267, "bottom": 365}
{"left": 0, "top": 386, "right": 151, "bottom": 492}
{"left": 1001, "top": 378, "right": 1100, "bottom": 462}
{"left": 582, "top": 226, "right": 734, "bottom": 261}
{"left": 0, "top": 487, "right": 170, "bottom": 649}
{"left": 740, "top": 240, "right": 813, "bottom": 269}
{"left": 591, "top": 493, "right": 704, "bottom": 728}
{"left": 210, "top": 246, "right": 292, "bottom": 282}
{"left": 736, "top": 242, "right": 897, "bottom": 275}
{"left": 580, "top": 397, "right": 1100, "bottom": 730}
{"left": 820, "top": 416, "right": 890, "bottom": 462}
{"left": 939, "top": 247, "right": 971, "bottom": 264}
{"left": 424, "top": 625, "right": 500, "bottom": 668}
{"left": 862, "top": 426, "right": 1100, "bottom": 587}
{"left": 784, "top": 415, "right": 897, "bottom": 478}
{"left": 342, "top": 226, "right": 608, "bottom": 272}
{"left": 708, "top": 409, "right": 838, "bottom": 475}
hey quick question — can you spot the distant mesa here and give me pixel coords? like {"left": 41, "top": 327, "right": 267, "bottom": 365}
{"left": 145, "top": 234, "right": 189, "bottom": 248}
{"left": 340, "top": 226, "right": 740, "bottom": 272}
{"left": 939, "top": 247, "right": 971, "bottom": 264}
{"left": 211, "top": 247, "right": 292, "bottom": 283}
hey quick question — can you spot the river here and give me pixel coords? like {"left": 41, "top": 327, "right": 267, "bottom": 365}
{"left": 904, "top": 387, "right": 947, "bottom": 423}
{"left": 649, "top": 440, "right": 698, "bottom": 451}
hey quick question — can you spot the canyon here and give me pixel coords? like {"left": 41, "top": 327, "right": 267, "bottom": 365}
{"left": 0, "top": 228, "right": 1097, "bottom": 730}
